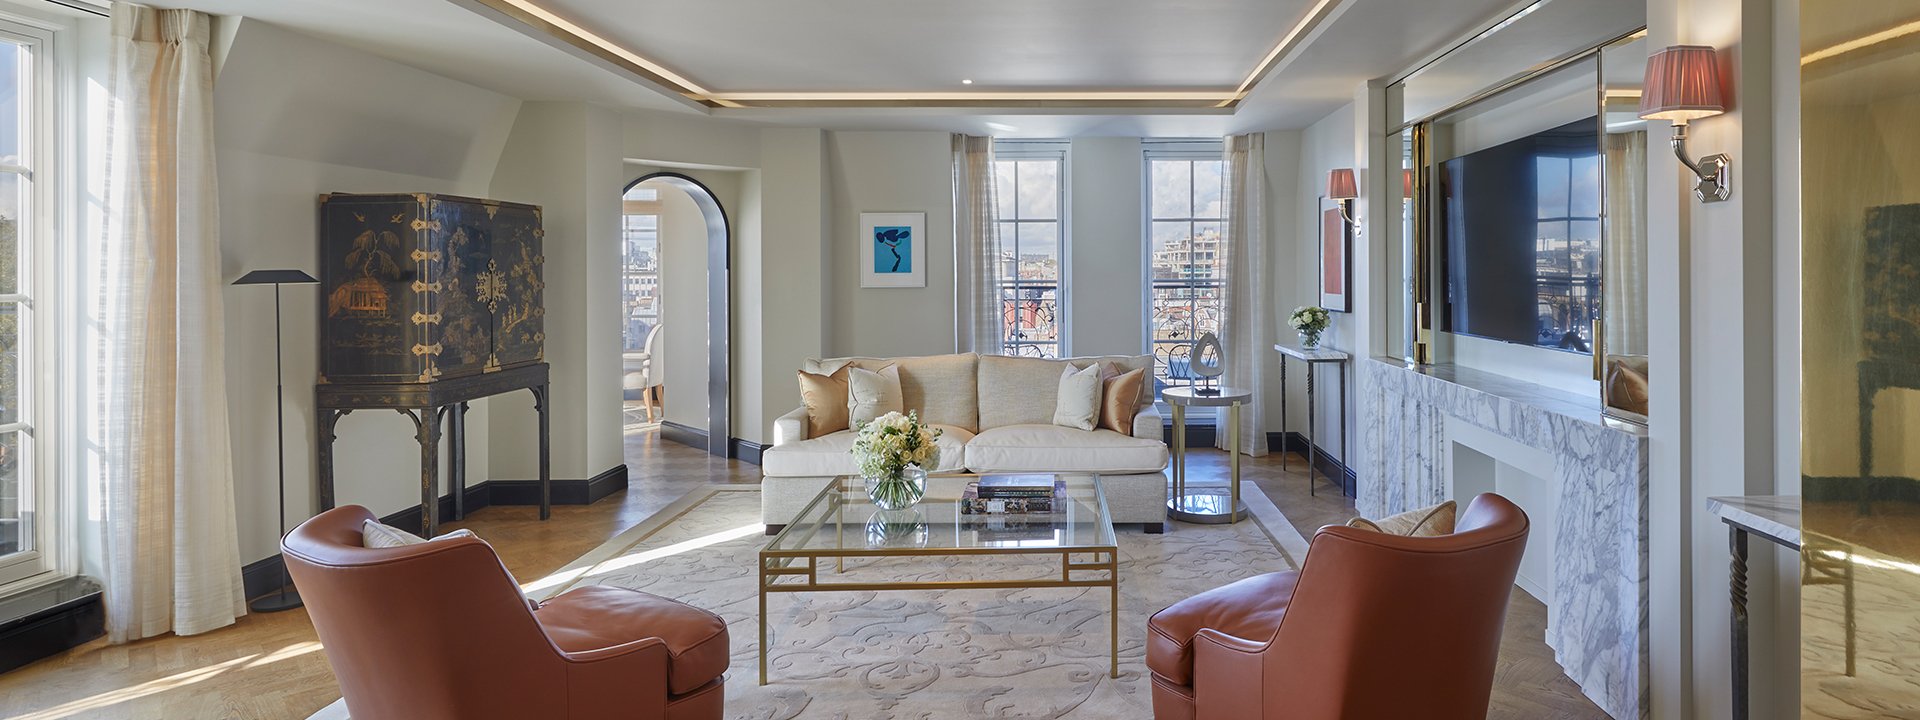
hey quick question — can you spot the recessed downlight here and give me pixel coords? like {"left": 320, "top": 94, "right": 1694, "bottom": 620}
{"left": 961, "top": 79, "right": 974, "bottom": 85}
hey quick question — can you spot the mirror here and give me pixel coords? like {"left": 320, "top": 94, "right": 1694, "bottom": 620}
{"left": 1598, "top": 34, "right": 1650, "bottom": 422}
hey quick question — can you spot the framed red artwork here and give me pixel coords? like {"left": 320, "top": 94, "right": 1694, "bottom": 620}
{"left": 1320, "top": 197, "right": 1351, "bottom": 312}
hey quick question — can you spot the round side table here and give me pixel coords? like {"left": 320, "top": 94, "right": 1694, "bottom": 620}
{"left": 1161, "top": 386, "right": 1253, "bottom": 524}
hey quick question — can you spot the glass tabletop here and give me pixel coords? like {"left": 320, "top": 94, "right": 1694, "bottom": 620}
{"left": 764, "top": 474, "right": 1116, "bottom": 555}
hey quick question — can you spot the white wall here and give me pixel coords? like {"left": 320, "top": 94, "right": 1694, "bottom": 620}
{"left": 213, "top": 20, "right": 519, "bottom": 564}
{"left": 825, "top": 131, "right": 957, "bottom": 357}
{"left": 488, "top": 102, "right": 625, "bottom": 483}
{"left": 1285, "top": 104, "right": 1357, "bottom": 461}
{"left": 1067, "top": 138, "right": 1145, "bottom": 357}
{"left": 749, "top": 128, "right": 829, "bottom": 443}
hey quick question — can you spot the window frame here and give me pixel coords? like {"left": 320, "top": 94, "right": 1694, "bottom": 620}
{"left": 0, "top": 8, "right": 66, "bottom": 593}
{"left": 992, "top": 139, "right": 1069, "bottom": 359}
{"left": 1141, "top": 140, "right": 1226, "bottom": 395}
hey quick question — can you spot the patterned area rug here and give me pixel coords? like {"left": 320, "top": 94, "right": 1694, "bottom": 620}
{"left": 525, "top": 484, "right": 1306, "bottom": 720}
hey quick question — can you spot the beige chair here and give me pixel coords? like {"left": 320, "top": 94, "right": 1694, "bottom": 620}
{"left": 625, "top": 323, "right": 664, "bottom": 421}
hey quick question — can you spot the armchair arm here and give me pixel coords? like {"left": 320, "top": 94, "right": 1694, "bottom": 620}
{"left": 774, "top": 406, "right": 811, "bottom": 446}
{"left": 561, "top": 637, "right": 671, "bottom": 718}
{"left": 1132, "top": 406, "right": 1163, "bottom": 442}
{"left": 1193, "top": 628, "right": 1269, "bottom": 719}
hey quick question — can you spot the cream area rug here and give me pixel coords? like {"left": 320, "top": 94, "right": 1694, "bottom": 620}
{"left": 311, "top": 483, "right": 1307, "bottom": 719}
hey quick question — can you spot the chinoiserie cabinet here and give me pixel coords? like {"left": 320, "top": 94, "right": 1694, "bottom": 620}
{"left": 314, "top": 193, "right": 552, "bottom": 537}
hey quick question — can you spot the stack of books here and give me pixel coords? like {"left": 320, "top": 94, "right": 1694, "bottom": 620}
{"left": 960, "top": 475, "right": 1067, "bottom": 515}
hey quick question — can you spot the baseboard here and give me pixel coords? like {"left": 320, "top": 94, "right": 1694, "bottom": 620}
{"left": 660, "top": 421, "right": 708, "bottom": 450}
{"left": 1267, "top": 432, "right": 1356, "bottom": 497}
{"left": 493, "top": 464, "right": 629, "bottom": 505}
{"left": 731, "top": 438, "right": 767, "bottom": 465}
{"left": 0, "top": 576, "right": 104, "bottom": 675}
{"left": 243, "top": 464, "right": 632, "bottom": 598}
{"left": 1161, "top": 421, "right": 1216, "bottom": 447}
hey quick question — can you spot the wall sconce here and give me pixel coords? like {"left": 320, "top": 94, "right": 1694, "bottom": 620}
{"left": 1638, "top": 44, "right": 1730, "bottom": 203}
{"left": 1328, "top": 168, "right": 1360, "bottom": 230}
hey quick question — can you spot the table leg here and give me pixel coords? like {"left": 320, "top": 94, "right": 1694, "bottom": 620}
{"left": 1307, "top": 364, "right": 1318, "bottom": 497}
{"left": 1110, "top": 558, "right": 1120, "bottom": 679}
{"left": 1171, "top": 404, "right": 1186, "bottom": 508}
{"left": 1229, "top": 401, "right": 1241, "bottom": 524}
{"left": 759, "top": 565, "right": 769, "bottom": 685}
{"left": 450, "top": 402, "right": 468, "bottom": 521}
{"left": 412, "top": 407, "right": 442, "bottom": 538}
{"left": 536, "top": 384, "right": 552, "bottom": 521}
{"left": 1279, "top": 360, "right": 1289, "bottom": 472}
{"left": 1730, "top": 525, "right": 1749, "bottom": 720}
{"left": 1339, "top": 362, "right": 1349, "bottom": 497}
{"left": 316, "top": 409, "right": 345, "bottom": 512}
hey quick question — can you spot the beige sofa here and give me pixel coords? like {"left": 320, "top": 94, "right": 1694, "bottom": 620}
{"left": 763, "top": 352, "right": 1171, "bottom": 531}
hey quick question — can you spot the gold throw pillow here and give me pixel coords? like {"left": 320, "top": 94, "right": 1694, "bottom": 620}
{"left": 796, "top": 367, "right": 851, "bottom": 438}
{"left": 1346, "top": 500, "right": 1457, "bottom": 537}
{"left": 1099, "top": 368, "right": 1147, "bottom": 435}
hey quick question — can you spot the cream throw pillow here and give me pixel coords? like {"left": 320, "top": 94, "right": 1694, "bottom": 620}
{"left": 1052, "top": 363, "right": 1104, "bottom": 431}
{"left": 1346, "top": 500, "right": 1457, "bottom": 537}
{"left": 361, "top": 521, "right": 536, "bottom": 611}
{"left": 847, "top": 364, "right": 904, "bottom": 426}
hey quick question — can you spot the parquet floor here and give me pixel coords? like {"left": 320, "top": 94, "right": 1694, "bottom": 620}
{"left": 0, "top": 428, "right": 1607, "bottom": 719}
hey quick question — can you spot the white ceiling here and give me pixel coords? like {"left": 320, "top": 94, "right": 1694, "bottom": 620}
{"left": 176, "top": 0, "right": 1649, "bottom": 134}
{"left": 536, "top": 0, "right": 1313, "bottom": 92}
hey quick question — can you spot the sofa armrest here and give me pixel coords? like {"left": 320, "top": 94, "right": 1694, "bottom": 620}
{"left": 774, "top": 406, "right": 810, "bottom": 446}
{"left": 1132, "top": 407, "right": 1163, "bottom": 442}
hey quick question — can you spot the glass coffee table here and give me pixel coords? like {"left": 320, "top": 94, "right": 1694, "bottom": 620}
{"left": 758, "top": 473, "right": 1119, "bottom": 685}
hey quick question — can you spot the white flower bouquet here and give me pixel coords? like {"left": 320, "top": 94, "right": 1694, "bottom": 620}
{"left": 851, "top": 410, "right": 941, "bottom": 509}
{"left": 1288, "top": 306, "right": 1331, "bottom": 348}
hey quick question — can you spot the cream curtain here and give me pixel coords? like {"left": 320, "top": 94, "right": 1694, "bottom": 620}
{"left": 1216, "top": 134, "right": 1269, "bottom": 457}
{"left": 1603, "top": 131, "right": 1649, "bottom": 356}
{"left": 952, "top": 135, "right": 1004, "bottom": 354}
{"left": 100, "top": 2, "right": 246, "bottom": 642}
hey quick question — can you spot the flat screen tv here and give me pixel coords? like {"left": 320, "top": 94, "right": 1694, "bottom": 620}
{"left": 1439, "top": 116, "right": 1602, "bottom": 355}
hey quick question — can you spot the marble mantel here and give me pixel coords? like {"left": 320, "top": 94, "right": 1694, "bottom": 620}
{"left": 1359, "top": 358, "right": 1649, "bottom": 720}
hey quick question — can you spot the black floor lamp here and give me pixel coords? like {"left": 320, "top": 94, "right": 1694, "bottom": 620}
{"left": 233, "top": 269, "right": 320, "bottom": 613}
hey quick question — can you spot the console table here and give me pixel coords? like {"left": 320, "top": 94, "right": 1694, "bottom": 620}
{"left": 1706, "top": 495, "right": 1845, "bottom": 720}
{"left": 1274, "top": 344, "right": 1350, "bottom": 496}
{"left": 317, "top": 363, "right": 551, "bottom": 538}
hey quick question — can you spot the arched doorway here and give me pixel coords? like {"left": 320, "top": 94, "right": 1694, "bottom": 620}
{"left": 621, "top": 172, "right": 730, "bottom": 457}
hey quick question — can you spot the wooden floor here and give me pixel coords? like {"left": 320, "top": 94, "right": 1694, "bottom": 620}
{"left": 0, "top": 427, "right": 1607, "bottom": 719}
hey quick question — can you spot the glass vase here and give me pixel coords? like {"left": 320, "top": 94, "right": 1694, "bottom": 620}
{"left": 864, "top": 464, "right": 927, "bottom": 510}
{"left": 1300, "top": 330, "right": 1322, "bottom": 349}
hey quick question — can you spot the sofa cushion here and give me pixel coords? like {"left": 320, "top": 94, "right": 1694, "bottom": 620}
{"left": 964, "top": 424, "right": 1169, "bottom": 474}
{"left": 536, "top": 585, "right": 729, "bottom": 696}
{"left": 807, "top": 353, "right": 979, "bottom": 431}
{"left": 796, "top": 367, "right": 851, "bottom": 438}
{"left": 1052, "top": 363, "right": 1104, "bottom": 431}
{"left": 1347, "top": 500, "right": 1456, "bottom": 537}
{"left": 1147, "top": 571, "right": 1297, "bottom": 686}
{"left": 1101, "top": 368, "right": 1148, "bottom": 435}
{"left": 763, "top": 425, "right": 973, "bottom": 477}
{"left": 977, "top": 354, "right": 1155, "bottom": 429}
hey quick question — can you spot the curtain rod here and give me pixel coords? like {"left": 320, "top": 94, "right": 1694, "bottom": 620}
{"left": 43, "top": 0, "right": 109, "bottom": 18}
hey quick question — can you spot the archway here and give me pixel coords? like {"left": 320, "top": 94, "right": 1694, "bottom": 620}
{"left": 621, "top": 172, "right": 730, "bottom": 457}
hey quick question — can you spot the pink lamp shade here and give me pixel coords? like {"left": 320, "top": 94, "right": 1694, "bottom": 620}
{"left": 1327, "top": 168, "right": 1358, "bottom": 200}
{"left": 1638, "top": 45, "right": 1725, "bottom": 122}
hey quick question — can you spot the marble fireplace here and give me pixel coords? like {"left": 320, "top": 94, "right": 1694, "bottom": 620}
{"left": 1358, "top": 358, "right": 1650, "bottom": 720}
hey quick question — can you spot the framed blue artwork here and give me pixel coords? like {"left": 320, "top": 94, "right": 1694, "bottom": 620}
{"left": 859, "top": 212, "right": 926, "bottom": 288}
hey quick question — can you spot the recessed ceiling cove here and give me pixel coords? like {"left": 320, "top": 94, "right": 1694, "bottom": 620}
{"left": 451, "top": 0, "right": 1337, "bottom": 108}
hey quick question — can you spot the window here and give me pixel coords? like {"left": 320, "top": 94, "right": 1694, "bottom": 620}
{"left": 1533, "top": 153, "right": 1600, "bottom": 351}
{"left": 0, "top": 18, "right": 53, "bottom": 588}
{"left": 620, "top": 186, "right": 660, "bottom": 352}
{"left": 1145, "top": 141, "right": 1225, "bottom": 389}
{"left": 993, "top": 141, "right": 1066, "bottom": 358}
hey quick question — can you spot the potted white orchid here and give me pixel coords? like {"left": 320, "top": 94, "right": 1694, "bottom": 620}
{"left": 851, "top": 410, "right": 941, "bottom": 510}
{"left": 1288, "top": 306, "right": 1331, "bottom": 349}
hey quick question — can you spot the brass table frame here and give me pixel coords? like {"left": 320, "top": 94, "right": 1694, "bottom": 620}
{"left": 757, "top": 475, "right": 1120, "bottom": 685}
{"left": 1162, "top": 386, "right": 1251, "bottom": 524}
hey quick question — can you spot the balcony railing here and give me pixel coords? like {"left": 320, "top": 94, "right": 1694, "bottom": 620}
{"left": 1149, "top": 278, "right": 1224, "bottom": 389}
{"left": 1000, "top": 281, "right": 1060, "bottom": 359}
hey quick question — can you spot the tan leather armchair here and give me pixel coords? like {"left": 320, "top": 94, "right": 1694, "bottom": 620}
{"left": 283, "top": 506, "right": 729, "bottom": 720}
{"left": 1146, "top": 493, "right": 1529, "bottom": 720}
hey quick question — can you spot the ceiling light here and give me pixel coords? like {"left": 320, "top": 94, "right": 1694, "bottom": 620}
{"left": 961, "top": 79, "right": 974, "bottom": 85}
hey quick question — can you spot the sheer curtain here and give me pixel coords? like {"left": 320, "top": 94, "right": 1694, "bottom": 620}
{"left": 100, "top": 2, "right": 246, "bottom": 642}
{"left": 952, "top": 135, "right": 1003, "bottom": 354}
{"left": 1216, "top": 134, "right": 1269, "bottom": 456}
{"left": 1603, "top": 130, "right": 1648, "bottom": 356}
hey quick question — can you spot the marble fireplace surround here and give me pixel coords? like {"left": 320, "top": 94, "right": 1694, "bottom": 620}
{"left": 1359, "top": 358, "right": 1650, "bottom": 720}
